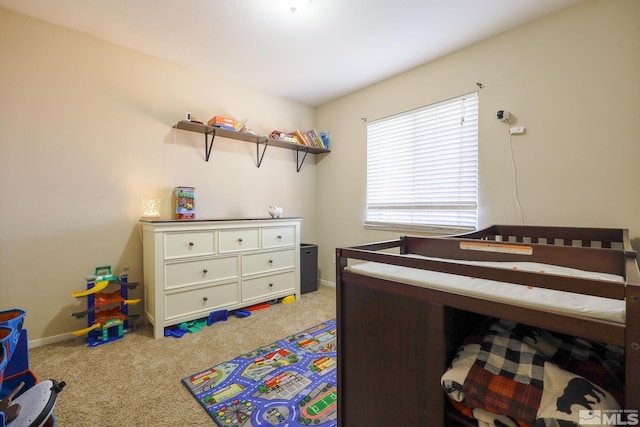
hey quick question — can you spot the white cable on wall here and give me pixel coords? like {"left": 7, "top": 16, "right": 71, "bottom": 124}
{"left": 506, "top": 123, "right": 525, "bottom": 225}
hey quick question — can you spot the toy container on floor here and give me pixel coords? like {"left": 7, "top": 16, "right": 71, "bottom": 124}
{"left": 0, "top": 327, "right": 60, "bottom": 427}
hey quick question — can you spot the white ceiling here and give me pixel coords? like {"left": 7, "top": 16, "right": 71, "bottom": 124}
{"left": 0, "top": 0, "right": 585, "bottom": 106}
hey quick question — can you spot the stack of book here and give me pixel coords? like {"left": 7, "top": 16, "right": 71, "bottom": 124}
{"left": 269, "top": 130, "right": 299, "bottom": 144}
{"left": 269, "top": 129, "right": 327, "bottom": 150}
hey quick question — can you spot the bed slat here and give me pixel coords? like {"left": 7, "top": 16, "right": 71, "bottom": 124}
{"left": 404, "top": 236, "right": 628, "bottom": 277}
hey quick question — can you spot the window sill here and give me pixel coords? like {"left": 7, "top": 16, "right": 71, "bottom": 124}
{"left": 364, "top": 222, "right": 475, "bottom": 235}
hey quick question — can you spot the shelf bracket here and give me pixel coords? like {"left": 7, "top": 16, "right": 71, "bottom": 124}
{"left": 296, "top": 148, "right": 309, "bottom": 172}
{"left": 256, "top": 139, "right": 269, "bottom": 167}
{"left": 204, "top": 128, "right": 216, "bottom": 161}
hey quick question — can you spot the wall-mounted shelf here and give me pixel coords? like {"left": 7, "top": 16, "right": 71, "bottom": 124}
{"left": 173, "top": 120, "right": 330, "bottom": 172}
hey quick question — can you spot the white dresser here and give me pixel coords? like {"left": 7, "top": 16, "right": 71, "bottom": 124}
{"left": 140, "top": 218, "right": 302, "bottom": 338}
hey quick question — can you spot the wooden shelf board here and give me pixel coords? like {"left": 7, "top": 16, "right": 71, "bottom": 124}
{"left": 262, "top": 137, "right": 329, "bottom": 154}
{"left": 174, "top": 120, "right": 330, "bottom": 154}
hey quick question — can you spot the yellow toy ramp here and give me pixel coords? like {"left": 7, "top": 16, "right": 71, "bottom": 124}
{"left": 72, "top": 323, "right": 100, "bottom": 337}
{"left": 281, "top": 295, "right": 296, "bottom": 304}
{"left": 71, "top": 280, "right": 109, "bottom": 298}
{"left": 124, "top": 298, "right": 141, "bottom": 305}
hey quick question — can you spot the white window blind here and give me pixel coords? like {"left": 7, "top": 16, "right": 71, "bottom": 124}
{"left": 366, "top": 92, "right": 478, "bottom": 232}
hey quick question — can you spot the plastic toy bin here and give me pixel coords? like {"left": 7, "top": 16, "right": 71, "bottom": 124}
{"left": 1, "top": 371, "right": 57, "bottom": 427}
{"left": 0, "top": 328, "right": 57, "bottom": 427}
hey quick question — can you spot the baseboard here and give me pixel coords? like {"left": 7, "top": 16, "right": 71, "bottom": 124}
{"left": 27, "top": 288, "right": 333, "bottom": 348}
{"left": 319, "top": 279, "right": 335, "bottom": 288}
{"left": 28, "top": 332, "right": 74, "bottom": 349}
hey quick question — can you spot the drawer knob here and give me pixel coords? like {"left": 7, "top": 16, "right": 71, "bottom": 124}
{"left": 268, "top": 259, "right": 273, "bottom": 264}
{"left": 202, "top": 269, "right": 208, "bottom": 274}
{"left": 238, "top": 238, "right": 243, "bottom": 243}
{"left": 203, "top": 296, "right": 208, "bottom": 302}
{"left": 188, "top": 242, "right": 194, "bottom": 247}
{"left": 269, "top": 283, "right": 274, "bottom": 287}
{"left": 277, "top": 235, "right": 282, "bottom": 239}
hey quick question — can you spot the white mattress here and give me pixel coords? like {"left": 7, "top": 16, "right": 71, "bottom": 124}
{"left": 346, "top": 255, "right": 626, "bottom": 324}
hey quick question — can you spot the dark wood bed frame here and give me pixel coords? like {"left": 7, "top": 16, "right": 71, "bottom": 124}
{"left": 336, "top": 225, "right": 640, "bottom": 426}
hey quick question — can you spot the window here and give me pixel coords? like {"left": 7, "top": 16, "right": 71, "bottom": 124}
{"left": 365, "top": 92, "right": 478, "bottom": 232}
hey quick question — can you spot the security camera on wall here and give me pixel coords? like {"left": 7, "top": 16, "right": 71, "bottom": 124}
{"left": 497, "top": 110, "right": 510, "bottom": 122}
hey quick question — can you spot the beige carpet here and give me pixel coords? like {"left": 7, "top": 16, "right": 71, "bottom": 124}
{"left": 29, "top": 285, "right": 336, "bottom": 426}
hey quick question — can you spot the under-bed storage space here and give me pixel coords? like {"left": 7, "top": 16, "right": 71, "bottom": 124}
{"left": 337, "top": 270, "right": 484, "bottom": 426}
{"left": 336, "top": 225, "right": 640, "bottom": 427}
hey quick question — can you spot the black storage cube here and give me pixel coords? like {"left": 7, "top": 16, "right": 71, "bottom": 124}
{"left": 300, "top": 244, "right": 318, "bottom": 294}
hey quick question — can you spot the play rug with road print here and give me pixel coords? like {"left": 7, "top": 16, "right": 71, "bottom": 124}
{"left": 182, "top": 319, "right": 337, "bottom": 427}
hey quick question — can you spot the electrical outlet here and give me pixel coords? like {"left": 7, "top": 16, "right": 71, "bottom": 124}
{"left": 332, "top": 254, "right": 336, "bottom": 264}
{"left": 509, "top": 127, "right": 525, "bottom": 135}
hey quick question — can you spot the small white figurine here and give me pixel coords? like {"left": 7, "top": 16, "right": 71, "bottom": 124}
{"left": 268, "top": 205, "right": 283, "bottom": 218}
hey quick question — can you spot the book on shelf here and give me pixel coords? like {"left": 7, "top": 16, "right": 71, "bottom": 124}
{"left": 301, "top": 130, "right": 316, "bottom": 148}
{"left": 314, "top": 129, "right": 325, "bottom": 149}
{"left": 207, "top": 115, "right": 236, "bottom": 130}
{"left": 269, "top": 130, "right": 299, "bottom": 144}
{"left": 267, "top": 129, "right": 328, "bottom": 150}
{"left": 304, "top": 129, "right": 326, "bottom": 149}
{"left": 293, "top": 130, "right": 312, "bottom": 147}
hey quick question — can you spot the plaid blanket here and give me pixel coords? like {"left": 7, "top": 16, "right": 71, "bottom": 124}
{"left": 441, "top": 319, "right": 623, "bottom": 427}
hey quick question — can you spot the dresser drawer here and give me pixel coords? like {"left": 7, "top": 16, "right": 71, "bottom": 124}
{"left": 141, "top": 218, "right": 301, "bottom": 339}
{"left": 219, "top": 228, "right": 259, "bottom": 253}
{"left": 242, "top": 271, "right": 296, "bottom": 301}
{"left": 262, "top": 226, "right": 295, "bottom": 249}
{"left": 165, "top": 282, "right": 239, "bottom": 320}
{"left": 164, "top": 231, "right": 216, "bottom": 259}
{"left": 165, "top": 256, "right": 239, "bottom": 290}
{"left": 242, "top": 249, "right": 295, "bottom": 276}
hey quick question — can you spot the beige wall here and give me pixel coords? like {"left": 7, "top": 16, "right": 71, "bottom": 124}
{"left": 0, "top": 8, "right": 319, "bottom": 342}
{"left": 2, "top": 0, "right": 639, "bottom": 342}
{"left": 315, "top": 0, "right": 640, "bottom": 284}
